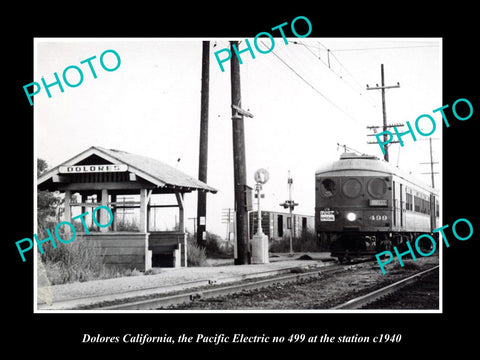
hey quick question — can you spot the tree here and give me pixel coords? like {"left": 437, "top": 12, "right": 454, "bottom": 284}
{"left": 37, "top": 158, "right": 48, "bottom": 177}
{"left": 37, "top": 159, "right": 63, "bottom": 219}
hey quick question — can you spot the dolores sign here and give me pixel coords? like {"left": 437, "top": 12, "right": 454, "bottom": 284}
{"left": 59, "top": 164, "right": 128, "bottom": 173}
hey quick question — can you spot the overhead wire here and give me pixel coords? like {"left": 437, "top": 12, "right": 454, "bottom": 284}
{"left": 332, "top": 45, "right": 439, "bottom": 51}
{"left": 296, "top": 42, "right": 439, "bottom": 52}
{"left": 327, "top": 47, "right": 382, "bottom": 110}
{"left": 298, "top": 40, "right": 381, "bottom": 112}
{"left": 293, "top": 40, "right": 331, "bottom": 69}
{"left": 259, "top": 40, "right": 360, "bottom": 124}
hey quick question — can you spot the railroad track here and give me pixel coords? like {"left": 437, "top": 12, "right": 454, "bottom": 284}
{"left": 38, "top": 262, "right": 332, "bottom": 310}
{"left": 46, "top": 260, "right": 435, "bottom": 311}
{"left": 331, "top": 265, "right": 439, "bottom": 310}
{"left": 94, "top": 263, "right": 355, "bottom": 310}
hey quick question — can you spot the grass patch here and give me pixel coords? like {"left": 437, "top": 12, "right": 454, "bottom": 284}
{"left": 115, "top": 218, "right": 140, "bottom": 231}
{"left": 37, "top": 222, "right": 141, "bottom": 285}
{"left": 186, "top": 231, "right": 233, "bottom": 266}
{"left": 38, "top": 216, "right": 233, "bottom": 282}
{"left": 204, "top": 232, "right": 234, "bottom": 259}
{"left": 40, "top": 236, "right": 119, "bottom": 285}
{"left": 269, "top": 229, "right": 328, "bottom": 253}
{"left": 186, "top": 236, "right": 209, "bottom": 266}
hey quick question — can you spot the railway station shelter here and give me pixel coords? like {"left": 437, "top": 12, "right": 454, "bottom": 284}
{"left": 37, "top": 146, "right": 217, "bottom": 271}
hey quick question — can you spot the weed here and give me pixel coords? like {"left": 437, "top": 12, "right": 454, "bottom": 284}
{"left": 186, "top": 236, "right": 209, "bottom": 266}
{"left": 37, "top": 222, "right": 135, "bottom": 285}
{"left": 269, "top": 229, "right": 328, "bottom": 253}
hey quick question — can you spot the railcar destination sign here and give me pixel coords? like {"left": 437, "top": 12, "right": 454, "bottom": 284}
{"left": 59, "top": 164, "right": 128, "bottom": 173}
{"left": 369, "top": 199, "right": 388, "bottom": 207}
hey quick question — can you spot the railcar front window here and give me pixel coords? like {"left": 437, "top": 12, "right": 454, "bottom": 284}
{"left": 368, "top": 178, "right": 387, "bottom": 198}
{"left": 320, "top": 179, "right": 336, "bottom": 197}
{"left": 342, "top": 178, "right": 362, "bottom": 198}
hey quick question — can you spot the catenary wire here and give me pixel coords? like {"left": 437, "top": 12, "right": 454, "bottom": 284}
{"left": 297, "top": 40, "right": 381, "bottom": 111}
{"left": 259, "top": 40, "right": 360, "bottom": 124}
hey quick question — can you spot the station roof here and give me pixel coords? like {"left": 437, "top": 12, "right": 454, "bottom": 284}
{"left": 38, "top": 146, "right": 218, "bottom": 193}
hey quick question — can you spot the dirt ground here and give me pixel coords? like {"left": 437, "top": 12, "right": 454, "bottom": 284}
{"left": 363, "top": 269, "right": 439, "bottom": 309}
{"left": 170, "top": 255, "right": 440, "bottom": 310}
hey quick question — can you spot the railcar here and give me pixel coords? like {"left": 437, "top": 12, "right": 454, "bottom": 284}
{"left": 315, "top": 152, "right": 439, "bottom": 263}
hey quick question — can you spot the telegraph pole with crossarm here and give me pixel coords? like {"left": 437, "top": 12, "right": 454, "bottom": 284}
{"left": 230, "top": 41, "right": 254, "bottom": 265}
{"left": 366, "top": 64, "right": 401, "bottom": 162}
{"left": 420, "top": 137, "right": 439, "bottom": 188}
{"left": 197, "top": 41, "right": 210, "bottom": 247}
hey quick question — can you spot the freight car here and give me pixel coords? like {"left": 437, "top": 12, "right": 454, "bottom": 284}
{"left": 249, "top": 211, "right": 314, "bottom": 240}
{"left": 315, "top": 152, "right": 439, "bottom": 263}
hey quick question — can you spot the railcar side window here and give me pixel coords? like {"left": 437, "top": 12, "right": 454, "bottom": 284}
{"left": 320, "top": 179, "right": 336, "bottom": 197}
{"left": 406, "top": 193, "right": 413, "bottom": 211}
{"left": 414, "top": 196, "right": 421, "bottom": 212}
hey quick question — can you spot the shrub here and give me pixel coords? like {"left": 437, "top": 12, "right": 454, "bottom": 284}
{"left": 269, "top": 229, "right": 328, "bottom": 253}
{"left": 186, "top": 235, "right": 209, "bottom": 266}
{"left": 186, "top": 231, "right": 233, "bottom": 260}
{"left": 115, "top": 218, "right": 140, "bottom": 231}
{"left": 37, "top": 221, "right": 136, "bottom": 285}
{"left": 205, "top": 232, "right": 234, "bottom": 259}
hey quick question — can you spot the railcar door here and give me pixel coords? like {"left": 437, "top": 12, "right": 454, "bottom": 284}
{"left": 393, "top": 180, "right": 396, "bottom": 227}
{"left": 400, "top": 183, "right": 404, "bottom": 228}
{"left": 430, "top": 194, "right": 436, "bottom": 231}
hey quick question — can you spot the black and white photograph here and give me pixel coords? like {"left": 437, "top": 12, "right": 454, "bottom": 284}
{"left": 7, "top": 7, "right": 479, "bottom": 354}
{"left": 32, "top": 36, "right": 443, "bottom": 313}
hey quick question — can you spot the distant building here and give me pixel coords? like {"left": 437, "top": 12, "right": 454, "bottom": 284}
{"left": 249, "top": 211, "right": 314, "bottom": 240}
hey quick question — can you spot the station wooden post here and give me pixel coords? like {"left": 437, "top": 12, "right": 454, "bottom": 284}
{"left": 100, "top": 188, "right": 109, "bottom": 232}
{"left": 63, "top": 190, "right": 71, "bottom": 223}
{"left": 139, "top": 188, "right": 148, "bottom": 233}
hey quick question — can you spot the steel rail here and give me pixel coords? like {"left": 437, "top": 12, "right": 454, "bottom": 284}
{"left": 39, "top": 262, "right": 338, "bottom": 310}
{"left": 331, "top": 265, "right": 439, "bottom": 310}
{"left": 95, "top": 264, "right": 349, "bottom": 310}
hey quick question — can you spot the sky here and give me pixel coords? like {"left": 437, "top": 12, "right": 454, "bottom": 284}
{"left": 35, "top": 37, "right": 442, "bottom": 237}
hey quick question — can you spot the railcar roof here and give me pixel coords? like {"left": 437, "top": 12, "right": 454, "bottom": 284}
{"left": 316, "top": 153, "right": 438, "bottom": 195}
{"left": 315, "top": 153, "right": 391, "bottom": 175}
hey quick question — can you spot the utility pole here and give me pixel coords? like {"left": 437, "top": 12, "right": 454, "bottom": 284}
{"left": 420, "top": 137, "right": 439, "bottom": 188}
{"left": 366, "top": 64, "right": 400, "bottom": 162}
{"left": 230, "top": 41, "right": 253, "bottom": 265}
{"left": 197, "top": 41, "right": 210, "bottom": 247}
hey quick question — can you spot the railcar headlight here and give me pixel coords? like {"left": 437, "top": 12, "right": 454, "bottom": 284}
{"left": 346, "top": 212, "right": 357, "bottom": 221}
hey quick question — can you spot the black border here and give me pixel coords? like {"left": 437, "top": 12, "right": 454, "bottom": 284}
{"left": 6, "top": 5, "right": 478, "bottom": 354}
